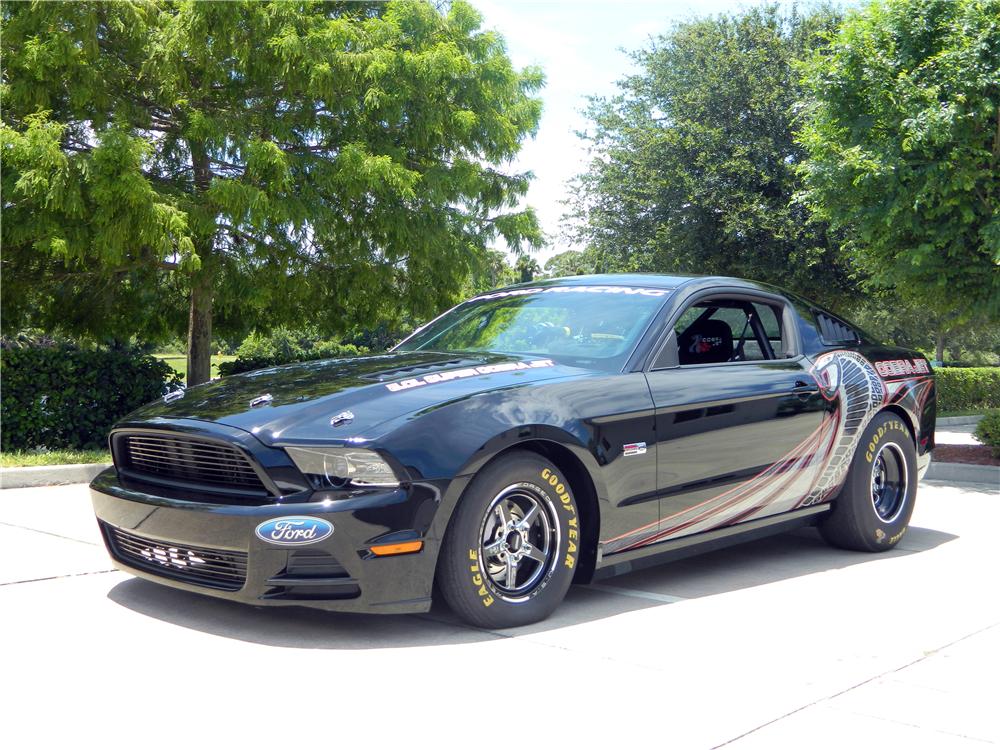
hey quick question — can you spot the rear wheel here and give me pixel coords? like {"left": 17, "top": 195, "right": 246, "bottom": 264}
{"left": 821, "top": 412, "right": 917, "bottom": 552}
{"left": 437, "top": 451, "right": 580, "bottom": 628}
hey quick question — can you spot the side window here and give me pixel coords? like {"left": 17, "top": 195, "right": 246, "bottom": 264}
{"left": 653, "top": 297, "right": 784, "bottom": 368}
{"left": 753, "top": 302, "right": 783, "bottom": 356}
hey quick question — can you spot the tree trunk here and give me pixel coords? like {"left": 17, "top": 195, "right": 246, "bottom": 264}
{"left": 187, "top": 267, "right": 214, "bottom": 386}
{"left": 935, "top": 332, "right": 946, "bottom": 364}
{"left": 186, "top": 141, "right": 215, "bottom": 387}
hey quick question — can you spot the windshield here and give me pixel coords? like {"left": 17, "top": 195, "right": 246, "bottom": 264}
{"left": 395, "top": 285, "right": 672, "bottom": 370}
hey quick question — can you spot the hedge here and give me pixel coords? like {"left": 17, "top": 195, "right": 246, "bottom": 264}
{"left": 934, "top": 367, "right": 1000, "bottom": 413}
{"left": 1, "top": 346, "right": 180, "bottom": 451}
{"left": 218, "top": 328, "right": 369, "bottom": 376}
{"left": 974, "top": 411, "right": 1000, "bottom": 457}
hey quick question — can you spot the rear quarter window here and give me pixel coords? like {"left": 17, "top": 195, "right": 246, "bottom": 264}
{"left": 815, "top": 312, "right": 860, "bottom": 345}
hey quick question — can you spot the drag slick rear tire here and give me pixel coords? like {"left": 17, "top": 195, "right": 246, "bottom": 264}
{"left": 821, "top": 412, "right": 917, "bottom": 552}
{"left": 437, "top": 451, "right": 580, "bottom": 628}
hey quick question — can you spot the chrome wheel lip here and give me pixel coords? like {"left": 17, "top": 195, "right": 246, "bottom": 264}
{"left": 870, "top": 441, "right": 908, "bottom": 523}
{"left": 478, "top": 482, "right": 561, "bottom": 604}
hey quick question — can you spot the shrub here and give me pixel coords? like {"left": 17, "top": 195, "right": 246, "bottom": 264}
{"left": 0, "top": 345, "right": 181, "bottom": 451}
{"left": 974, "top": 411, "right": 1000, "bottom": 458}
{"left": 934, "top": 367, "right": 1000, "bottom": 413}
{"left": 217, "top": 327, "right": 368, "bottom": 376}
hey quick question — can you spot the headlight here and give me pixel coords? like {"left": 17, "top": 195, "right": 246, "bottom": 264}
{"left": 285, "top": 447, "right": 401, "bottom": 489}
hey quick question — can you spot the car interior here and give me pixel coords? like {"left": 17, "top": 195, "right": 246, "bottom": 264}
{"left": 661, "top": 298, "right": 785, "bottom": 367}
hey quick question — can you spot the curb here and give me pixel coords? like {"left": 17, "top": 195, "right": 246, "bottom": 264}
{"left": 0, "top": 463, "right": 112, "bottom": 490}
{"left": 925, "top": 461, "right": 999, "bottom": 487}
{"left": 937, "top": 415, "right": 985, "bottom": 427}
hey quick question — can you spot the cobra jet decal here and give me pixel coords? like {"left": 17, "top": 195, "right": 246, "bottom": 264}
{"left": 793, "top": 350, "right": 885, "bottom": 508}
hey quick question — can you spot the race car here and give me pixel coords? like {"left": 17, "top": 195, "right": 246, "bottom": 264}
{"left": 90, "top": 274, "right": 935, "bottom": 628}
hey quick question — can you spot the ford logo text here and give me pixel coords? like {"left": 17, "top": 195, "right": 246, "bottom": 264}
{"left": 255, "top": 517, "right": 334, "bottom": 546}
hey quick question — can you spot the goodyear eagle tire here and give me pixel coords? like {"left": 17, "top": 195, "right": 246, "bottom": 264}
{"left": 437, "top": 451, "right": 580, "bottom": 628}
{"left": 820, "top": 412, "right": 917, "bottom": 552}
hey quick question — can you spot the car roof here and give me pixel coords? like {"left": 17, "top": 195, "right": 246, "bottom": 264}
{"left": 501, "top": 273, "right": 772, "bottom": 293}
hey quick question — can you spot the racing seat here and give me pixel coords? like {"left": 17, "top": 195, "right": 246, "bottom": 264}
{"left": 678, "top": 318, "right": 734, "bottom": 365}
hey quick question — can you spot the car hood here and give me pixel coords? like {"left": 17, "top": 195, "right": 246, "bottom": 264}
{"left": 123, "top": 351, "right": 590, "bottom": 445}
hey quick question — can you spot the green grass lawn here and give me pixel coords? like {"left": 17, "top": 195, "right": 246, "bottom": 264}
{"left": 155, "top": 353, "right": 236, "bottom": 380}
{"left": 1, "top": 449, "right": 112, "bottom": 467}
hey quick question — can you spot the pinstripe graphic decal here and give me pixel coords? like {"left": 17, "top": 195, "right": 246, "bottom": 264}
{"left": 602, "top": 350, "right": 932, "bottom": 555}
{"left": 605, "top": 412, "right": 839, "bottom": 553}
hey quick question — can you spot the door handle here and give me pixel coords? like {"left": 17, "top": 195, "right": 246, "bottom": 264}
{"left": 792, "top": 380, "right": 818, "bottom": 399}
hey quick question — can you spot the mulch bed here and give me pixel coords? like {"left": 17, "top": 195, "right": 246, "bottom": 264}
{"left": 934, "top": 444, "right": 1000, "bottom": 466}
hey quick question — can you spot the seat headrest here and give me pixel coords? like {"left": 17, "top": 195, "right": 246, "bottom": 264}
{"left": 678, "top": 318, "right": 734, "bottom": 365}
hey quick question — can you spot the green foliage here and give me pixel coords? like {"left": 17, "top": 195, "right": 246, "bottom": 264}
{"left": 1, "top": 1, "right": 544, "bottom": 382}
{"left": 347, "top": 322, "right": 414, "bottom": 353}
{"left": 797, "top": 0, "right": 1000, "bottom": 322}
{"left": 973, "top": 410, "right": 1000, "bottom": 457}
{"left": 0, "top": 345, "right": 181, "bottom": 450}
{"left": 543, "top": 249, "right": 603, "bottom": 278}
{"left": 515, "top": 256, "right": 541, "bottom": 283}
{"left": 217, "top": 328, "right": 369, "bottom": 375}
{"left": 847, "top": 296, "right": 1000, "bottom": 365}
{"left": 567, "top": 5, "right": 856, "bottom": 309}
{"left": 934, "top": 367, "right": 1000, "bottom": 413}
{"left": 460, "top": 250, "right": 518, "bottom": 296}
{"left": 1, "top": 449, "right": 111, "bottom": 468}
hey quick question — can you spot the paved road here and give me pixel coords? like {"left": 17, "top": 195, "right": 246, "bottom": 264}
{"left": 2, "top": 479, "right": 997, "bottom": 749}
{"left": 937, "top": 424, "right": 983, "bottom": 447}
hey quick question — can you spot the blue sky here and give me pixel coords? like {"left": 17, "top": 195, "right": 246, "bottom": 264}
{"left": 473, "top": 0, "right": 857, "bottom": 263}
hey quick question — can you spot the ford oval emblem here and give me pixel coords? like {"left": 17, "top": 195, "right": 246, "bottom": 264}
{"left": 255, "top": 517, "right": 334, "bottom": 546}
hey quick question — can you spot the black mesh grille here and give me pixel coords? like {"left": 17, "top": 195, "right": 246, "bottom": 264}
{"left": 104, "top": 525, "right": 247, "bottom": 591}
{"left": 117, "top": 433, "right": 268, "bottom": 493}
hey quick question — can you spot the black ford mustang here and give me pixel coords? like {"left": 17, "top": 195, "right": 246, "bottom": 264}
{"left": 91, "top": 274, "right": 935, "bottom": 628}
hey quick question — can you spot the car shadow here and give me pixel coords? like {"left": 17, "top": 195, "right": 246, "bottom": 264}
{"left": 106, "top": 524, "right": 957, "bottom": 649}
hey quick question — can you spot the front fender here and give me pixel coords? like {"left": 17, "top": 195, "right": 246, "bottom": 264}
{"left": 378, "top": 374, "right": 656, "bottom": 564}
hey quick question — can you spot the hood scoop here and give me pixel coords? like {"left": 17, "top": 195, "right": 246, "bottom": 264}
{"left": 362, "top": 358, "right": 470, "bottom": 382}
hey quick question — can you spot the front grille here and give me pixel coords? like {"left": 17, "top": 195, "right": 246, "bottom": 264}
{"left": 104, "top": 524, "right": 248, "bottom": 591}
{"left": 116, "top": 432, "right": 268, "bottom": 494}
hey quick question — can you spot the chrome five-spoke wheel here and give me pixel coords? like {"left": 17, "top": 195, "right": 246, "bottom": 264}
{"left": 479, "top": 483, "right": 560, "bottom": 602}
{"left": 437, "top": 451, "right": 579, "bottom": 627}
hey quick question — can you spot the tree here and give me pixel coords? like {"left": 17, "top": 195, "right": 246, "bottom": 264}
{"left": 542, "top": 248, "right": 602, "bottom": 277}
{"left": 515, "top": 255, "right": 540, "bottom": 283}
{"left": 850, "top": 296, "right": 1000, "bottom": 364}
{"left": 1, "top": 1, "right": 543, "bottom": 384}
{"left": 464, "top": 249, "right": 517, "bottom": 293}
{"left": 797, "top": 0, "right": 1000, "bottom": 322}
{"left": 565, "top": 5, "right": 855, "bottom": 309}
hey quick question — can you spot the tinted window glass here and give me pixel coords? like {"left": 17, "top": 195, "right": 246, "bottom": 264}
{"left": 396, "top": 287, "right": 670, "bottom": 371}
{"left": 754, "top": 303, "right": 781, "bottom": 339}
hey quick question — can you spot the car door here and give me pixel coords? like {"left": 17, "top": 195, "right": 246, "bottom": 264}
{"left": 644, "top": 293, "right": 830, "bottom": 544}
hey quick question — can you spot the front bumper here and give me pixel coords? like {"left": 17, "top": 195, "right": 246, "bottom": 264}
{"left": 90, "top": 468, "right": 448, "bottom": 614}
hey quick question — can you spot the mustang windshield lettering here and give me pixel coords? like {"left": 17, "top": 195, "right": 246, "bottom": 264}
{"left": 91, "top": 274, "right": 935, "bottom": 628}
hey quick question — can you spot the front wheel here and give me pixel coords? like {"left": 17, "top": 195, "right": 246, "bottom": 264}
{"left": 437, "top": 451, "right": 580, "bottom": 628}
{"left": 821, "top": 412, "right": 917, "bottom": 552}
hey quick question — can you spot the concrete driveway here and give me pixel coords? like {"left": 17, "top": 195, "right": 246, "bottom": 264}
{"left": 2, "top": 478, "right": 997, "bottom": 749}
